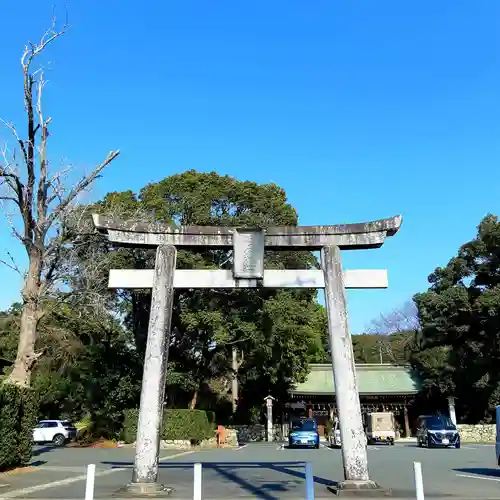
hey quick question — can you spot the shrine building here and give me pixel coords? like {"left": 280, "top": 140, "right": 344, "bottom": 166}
{"left": 287, "top": 363, "right": 422, "bottom": 437}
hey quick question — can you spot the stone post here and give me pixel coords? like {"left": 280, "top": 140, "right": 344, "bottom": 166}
{"left": 403, "top": 406, "right": 411, "bottom": 438}
{"left": 131, "top": 245, "right": 177, "bottom": 490}
{"left": 448, "top": 396, "right": 457, "bottom": 425}
{"left": 264, "top": 396, "right": 274, "bottom": 442}
{"left": 321, "top": 246, "right": 377, "bottom": 491}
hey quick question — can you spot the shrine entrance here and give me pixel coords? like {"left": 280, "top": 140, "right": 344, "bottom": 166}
{"left": 288, "top": 362, "right": 422, "bottom": 438}
{"left": 93, "top": 213, "right": 402, "bottom": 495}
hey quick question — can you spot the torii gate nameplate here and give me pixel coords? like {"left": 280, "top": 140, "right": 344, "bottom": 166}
{"left": 93, "top": 213, "right": 402, "bottom": 494}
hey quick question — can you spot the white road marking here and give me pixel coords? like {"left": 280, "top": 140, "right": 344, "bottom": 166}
{"left": 0, "top": 450, "right": 194, "bottom": 498}
{"left": 456, "top": 473, "right": 500, "bottom": 483}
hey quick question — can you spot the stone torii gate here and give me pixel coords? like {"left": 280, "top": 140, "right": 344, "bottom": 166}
{"left": 93, "top": 214, "right": 402, "bottom": 495}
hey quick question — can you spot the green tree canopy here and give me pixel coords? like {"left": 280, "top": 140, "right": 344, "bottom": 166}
{"left": 413, "top": 214, "right": 500, "bottom": 423}
{"left": 71, "top": 170, "right": 327, "bottom": 418}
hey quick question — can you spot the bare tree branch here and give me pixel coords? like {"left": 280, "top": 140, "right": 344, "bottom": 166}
{"left": 0, "top": 196, "right": 19, "bottom": 205}
{"left": 0, "top": 142, "right": 25, "bottom": 209}
{"left": 46, "top": 150, "right": 120, "bottom": 229}
{"left": 0, "top": 251, "right": 23, "bottom": 276}
{"left": 367, "top": 300, "right": 420, "bottom": 335}
{"left": 0, "top": 15, "right": 119, "bottom": 387}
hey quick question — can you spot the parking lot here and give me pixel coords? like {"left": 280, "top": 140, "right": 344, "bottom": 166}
{"left": 0, "top": 442, "right": 497, "bottom": 499}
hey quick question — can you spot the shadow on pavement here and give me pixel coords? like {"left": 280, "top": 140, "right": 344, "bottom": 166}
{"left": 455, "top": 467, "right": 500, "bottom": 478}
{"left": 32, "top": 445, "right": 58, "bottom": 457}
{"left": 281, "top": 445, "right": 320, "bottom": 450}
{"left": 209, "top": 464, "right": 296, "bottom": 500}
{"left": 30, "top": 460, "right": 47, "bottom": 467}
{"left": 101, "top": 460, "right": 335, "bottom": 499}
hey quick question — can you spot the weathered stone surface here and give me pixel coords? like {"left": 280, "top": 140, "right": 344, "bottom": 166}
{"left": 233, "top": 228, "right": 265, "bottom": 279}
{"left": 159, "top": 440, "right": 191, "bottom": 449}
{"left": 92, "top": 214, "right": 402, "bottom": 250}
{"left": 129, "top": 436, "right": 222, "bottom": 450}
{"left": 322, "top": 245, "right": 369, "bottom": 482}
{"left": 327, "top": 479, "right": 390, "bottom": 497}
{"left": 108, "top": 268, "right": 389, "bottom": 290}
{"left": 117, "top": 482, "right": 173, "bottom": 497}
{"left": 132, "top": 246, "right": 177, "bottom": 484}
{"left": 228, "top": 424, "right": 283, "bottom": 442}
{"left": 458, "top": 424, "right": 495, "bottom": 442}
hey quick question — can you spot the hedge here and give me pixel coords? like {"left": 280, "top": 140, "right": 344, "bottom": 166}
{"left": 122, "top": 408, "right": 215, "bottom": 444}
{"left": 0, "top": 384, "right": 39, "bottom": 471}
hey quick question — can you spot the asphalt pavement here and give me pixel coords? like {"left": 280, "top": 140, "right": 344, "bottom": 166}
{"left": 0, "top": 442, "right": 497, "bottom": 499}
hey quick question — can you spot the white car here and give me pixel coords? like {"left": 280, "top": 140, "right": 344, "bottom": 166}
{"left": 329, "top": 419, "right": 342, "bottom": 447}
{"left": 33, "top": 420, "right": 77, "bottom": 446}
{"left": 329, "top": 419, "right": 368, "bottom": 448}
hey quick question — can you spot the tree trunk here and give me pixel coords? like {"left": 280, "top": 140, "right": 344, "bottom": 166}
{"left": 232, "top": 347, "right": 238, "bottom": 413}
{"left": 189, "top": 389, "right": 198, "bottom": 409}
{"left": 4, "top": 250, "right": 42, "bottom": 387}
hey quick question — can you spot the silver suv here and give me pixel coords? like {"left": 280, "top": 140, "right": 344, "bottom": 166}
{"left": 416, "top": 415, "right": 460, "bottom": 449}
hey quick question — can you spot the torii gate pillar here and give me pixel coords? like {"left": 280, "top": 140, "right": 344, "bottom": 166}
{"left": 322, "top": 246, "right": 374, "bottom": 489}
{"left": 93, "top": 214, "right": 402, "bottom": 495}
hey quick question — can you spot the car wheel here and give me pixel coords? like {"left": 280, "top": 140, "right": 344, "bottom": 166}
{"left": 52, "top": 434, "right": 66, "bottom": 446}
{"left": 455, "top": 442, "right": 461, "bottom": 449}
{"left": 314, "top": 443, "right": 320, "bottom": 449}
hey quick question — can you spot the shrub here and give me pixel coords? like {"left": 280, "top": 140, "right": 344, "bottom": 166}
{"left": 163, "top": 409, "right": 214, "bottom": 444}
{"left": 122, "top": 408, "right": 215, "bottom": 445}
{"left": 0, "top": 384, "right": 39, "bottom": 471}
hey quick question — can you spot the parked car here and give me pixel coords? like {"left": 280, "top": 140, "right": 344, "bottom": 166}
{"left": 416, "top": 415, "right": 460, "bottom": 449}
{"left": 328, "top": 418, "right": 368, "bottom": 448}
{"left": 329, "top": 419, "right": 342, "bottom": 448}
{"left": 33, "top": 419, "right": 77, "bottom": 446}
{"left": 288, "top": 419, "right": 320, "bottom": 449}
{"left": 365, "top": 412, "right": 396, "bottom": 445}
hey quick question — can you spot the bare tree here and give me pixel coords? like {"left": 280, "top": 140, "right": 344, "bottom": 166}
{"left": 367, "top": 300, "right": 420, "bottom": 335}
{"left": 365, "top": 300, "right": 420, "bottom": 364}
{"left": 0, "top": 19, "right": 120, "bottom": 386}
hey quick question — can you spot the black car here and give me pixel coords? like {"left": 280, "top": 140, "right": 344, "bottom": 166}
{"left": 416, "top": 415, "right": 460, "bottom": 449}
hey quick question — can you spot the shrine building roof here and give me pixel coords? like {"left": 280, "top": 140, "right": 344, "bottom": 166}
{"left": 290, "top": 363, "right": 422, "bottom": 396}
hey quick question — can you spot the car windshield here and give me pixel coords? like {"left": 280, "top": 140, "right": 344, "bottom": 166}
{"left": 426, "top": 416, "right": 456, "bottom": 430}
{"left": 293, "top": 420, "right": 316, "bottom": 432}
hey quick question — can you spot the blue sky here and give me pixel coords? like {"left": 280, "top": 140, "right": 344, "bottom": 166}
{"left": 1, "top": 0, "right": 499, "bottom": 333}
